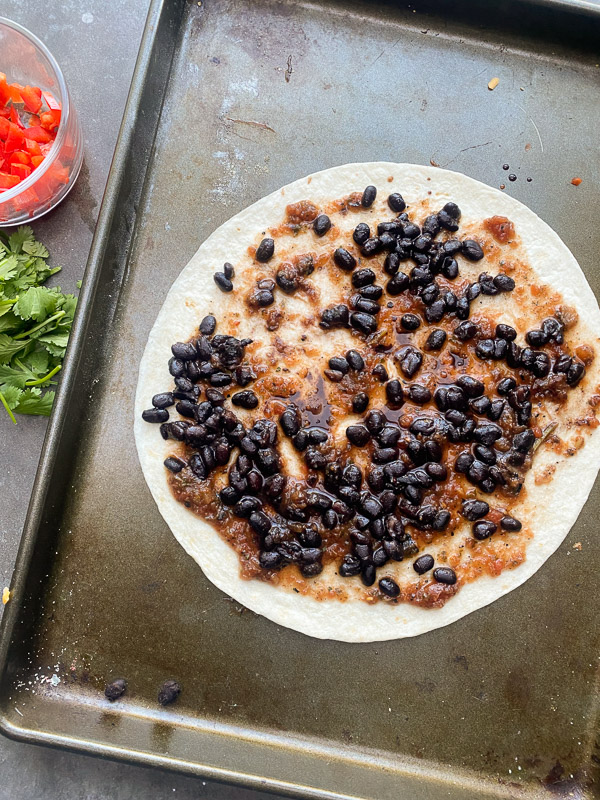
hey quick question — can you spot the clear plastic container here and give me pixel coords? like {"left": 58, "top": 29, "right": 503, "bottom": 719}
{"left": 0, "top": 18, "right": 83, "bottom": 225}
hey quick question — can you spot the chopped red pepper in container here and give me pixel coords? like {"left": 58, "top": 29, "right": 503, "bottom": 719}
{"left": 0, "top": 18, "right": 83, "bottom": 225}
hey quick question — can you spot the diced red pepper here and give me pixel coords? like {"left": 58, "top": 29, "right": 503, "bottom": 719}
{"left": 30, "top": 155, "right": 44, "bottom": 168}
{"left": 10, "top": 150, "right": 31, "bottom": 166}
{"left": 24, "top": 138, "right": 42, "bottom": 156}
{"left": 0, "top": 117, "right": 9, "bottom": 139}
{"left": 4, "top": 122, "right": 26, "bottom": 152}
{"left": 24, "top": 124, "right": 53, "bottom": 143}
{"left": 0, "top": 171, "right": 19, "bottom": 189}
{"left": 10, "top": 162, "right": 31, "bottom": 180}
{"left": 40, "top": 111, "right": 59, "bottom": 130}
{"left": 9, "top": 105, "right": 24, "bottom": 128}
{"left": 20, "top": 85, "right": 42, "bottom": 114}
{"left": 0, "top": 74, "right": 22, "bottom": 105}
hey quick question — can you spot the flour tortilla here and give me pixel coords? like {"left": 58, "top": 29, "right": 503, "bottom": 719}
{"left": 135, "top": 162, "right": 600, "bottom": 642}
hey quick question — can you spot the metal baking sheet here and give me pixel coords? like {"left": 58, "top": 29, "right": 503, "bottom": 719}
{"left": 1, "top": 0, "right": 600, "bottom": 797}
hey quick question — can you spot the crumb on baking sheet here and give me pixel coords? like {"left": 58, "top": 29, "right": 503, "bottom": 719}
{"left": 488, "top": 77, "right": 499, "bottom": 90}
{"left": 573, "top": 542, "right": 582, "bottom": 550}
{"left": 2, "top": 587, "right": 10, "bottom": 605}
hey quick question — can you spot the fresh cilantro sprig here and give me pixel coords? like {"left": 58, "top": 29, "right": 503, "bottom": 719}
{"left": 0, "top": 226, "right": 77, "bottom": 423}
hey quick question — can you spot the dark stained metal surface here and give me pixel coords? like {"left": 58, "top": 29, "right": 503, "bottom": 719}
{"left": 1, "top": 0, "right": 600, "bottom": 797}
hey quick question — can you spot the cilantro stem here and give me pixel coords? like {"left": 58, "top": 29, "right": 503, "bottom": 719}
{"left": 25, "top": 364, "right": 62, "bottom": 386}
{"left": 0, "top": 390, "right": 17, "bottom": 424}
{"left": 14, "top": 310, "right": 65, "bottom": 340}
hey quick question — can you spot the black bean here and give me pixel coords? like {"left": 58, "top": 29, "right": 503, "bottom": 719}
{"left": 422, "top": 329, "right": 445, "bottom": 352}
{"left": 168, "top": 357, "right": 186, "bottom": 378}
{"left": 469, "top": 397, "right": 489, "bottom": 416}
{"left": 197, "top": 316, "right": 216, "bottom": 337}
{"left": 213, "top": 272, "right": 233, "bottom": 292}
{"left": 361, "top": 184, "right": 377, "bottom": 207}
{"left": 371, "top": 447, "right": 397, "bottom": 463}
{"left": 382, "top": 538, "right": 402, "bottom": 561}
{"left": 446, "top": 409, "right": 466, "bottom": 426}
{"left": 454, "top": 378, "right": 483, "bottom": 402}
{"left": 355, "top": 517, "right": 371, "bottom": 533}
{"left": 385, "top": 379, "right": 404, "bottom": 407}
{"left": 494, "top": 324, "right": 515, "bottom": 343}
{"left": 320, "top": 304, "right": 349, "bottom": 329}
{"left": 475, "top": 339, "right": 496, "bottom": 360}
{"left": 234, "top": 495, "right": 262, "bottom": 518}
{"left": 397, "top": 345, "right": 423, "bottom": 378}
{"left": 339, "top": 554, "right": 362, "bottom": 577}
{"left": 474, "top": 444, "right": 496, "bottom": 466}
{"left": 351, "top": 392, "right": 369, "bottom": 414}
{"left": 164, "top": 456, "right": 185, "bottom": 474}
{"left": 259, "top": 550, "right": 282, "bottom": 569}
{"left": 433, "top": 566, "right": 457, "bottom": 585}
{"left": 409, "top": 266, "right": 433, "bottom": 289}
{"left": 354, "top": 297, "right": 380, "bottom": 315}
{"left": 501, "top": 515, "right": 522, "bottom": 532}
{"left": 367, "top": 466, "right": 385, "bottom": 492}
{"left": 567, "top": 361, "right": 585, "bottom": 386}
{"left": 346, "top": 425, "right": 370, "bottom": 446}
{"left": 425, "top": 462, "right": 446, "bottom": 482}
{"left": 525, "top": 329, "right": 547, "bottom": 348}
{"left": 455, "top": 451, "right": 474, "bottom": 473}
{"left": 507, "top": 449, "right": 526, "bottom": 466}
{"left": 363, "top": 409, "right": 385, "bottom": 433}
{"left": 387, "top": 192, "right": 405, "bottom": 212}
{"left": 461, "top": 499, "right": 490, "bottom": 522}
{"left": 541, "top": 316, "right": 563, "bottom": 343}
{"left": 386, "top": 272, "right": 410, "bottom": 295}
{"left": 462, "top": 239, "right": 484, "bottom": 261}
{"left": 413, "top": 554, "right": 434, "bottom": 574}
{"left": 372, "top": 364, "right": 389, "bottom": 382}
{"left": 438, "top": 211, "right": 459, "bottom": 232}
{"left": 446, "top": 386, "right": 467, "bottom": 411}
{"left": 172, "top": 341, "right": 198, "bottom": 363}
{"left": 378, "top": 425, "right": 401, "bottom": 447}
{"left": 189, "top": 453, "right": 207, "bottom": 480}
{"left": 371, "top": 547, "right": 387, "bottom": 567}
{"left": 351, "top": 268, "right": 375, "bottom": 289}
{"left": 467, "top": 282, "right": 482, "bottom": 301}
{"left": 455, "top": 320, "right": 478, "bottom": 341}
{"left": 353, "top": 222, "right": 371, "bottom": 245}
{"left": 495, "top": 377, "right": 515, "bottom": 396}
{"left": 413, "top": 233, "right": 433, "bottom": 253}
{"left": 506, "top": 342, "right": 522, "bottom": 368}
{"left": 425, "top": 300, "right": 446, "bottom": 324}
{"left": 360, "top": 284, "right": 383, "bottom": 300}
{"left": 360, "top": 237, "right": 384, "bottom": 257}
{"left": 105, "top": 678, "right": 127, "bottom": 702}
{"left": 254, "top": 447, "right": 280, "bottom": 475}
{"left": 531, "top": 352, "right": 551, "bottom": 378}
{"left": 473, "top": 520, "right": 497, "bottom": 540}
{"left": 333, "top": 247, "right": 356, "bottom": 271}
{"left": 403, "top": 222, "right": 421, "bottom": 240}
{"left": 410, "top": 417, "right": 435, "bottom": 437}
{"left": 344, "top": 350, "right": 364, "bottom": 373}
{"left": 324, "top": 369, "right": 343, "bottom": 383}
{"left": 441, "top": 257, "right": 459, "bottom": 280}
{"left": 513, "top": 429, "right": 535, "bottom": 451}
{"left": 421, "top": 283, "right": 440, "bottom": 306}
{"left": 342, "top": 464, "right": 363, "bottom": 488}
{"left": 455, "top": 296, "right": 471, "bottom": 320}
{"left": 487, "top": 400, "right": 505, "bottom": 421}
{"left": 313, "top": 213, "right": 331, "bottom": 236}
{"left": 474, "top": 422, "right": 502, "bottom": 446}
{"left": 229, "top": 390, "right": 257, "bottom": 410}
{"left": 158, "top": 680, "right": 181, "bottom": 706}
{"left": 184, "top": 423, "right": 206, "bottom": 446}
{"left": 384, "top": 251, "right": 400, "bottom": 276}
{"left": 433, "top": 387, "right": 449, "bottom": 411}
{"left": 249, "top": 509, "right": 272, "bottom": 536}
{"left": 478, "top": 273, "right": 498, "bottom": 296}
{"left": 494, "top": 274, "right": 515, "bottom": 292}
{"left": 280, "top": 405, "right": 301, "bottom": 438}
{"left": 255, "top": 289, "right": 276, "bottom": 307}
{"left": 399, "top": 313, "right": 419, "bottom": 331}
{"left": 142, "top": 407, "right": 169, "bottom": 423}
{"left": 351, "top": 312, "right": 378, "bottom": 335}
{"left": 255, "top": 237, "right": 275, "bottom": 262}
{"left": 377, "top": 577, "right": 400, "bottom": 598}
{"left": 360, "top": 563, "right": 377, "bottom": 587}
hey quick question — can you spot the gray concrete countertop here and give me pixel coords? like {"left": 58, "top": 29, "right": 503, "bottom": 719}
{"left": 0, "top": 1, "right": 278, "bottom": 797}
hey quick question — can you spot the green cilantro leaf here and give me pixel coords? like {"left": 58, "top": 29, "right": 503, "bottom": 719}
{"left": 13, "top": 286, "right": 59, "bottom": 322}
{"left": 14, "top": 387, "right": 55, "bottom": 416}
{"left": 0, "top": 226, "right": 78, "bottom": 421}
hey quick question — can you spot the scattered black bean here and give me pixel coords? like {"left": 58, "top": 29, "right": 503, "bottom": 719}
{"left": 501, "top": 515, "right": 522, "bottom": 532}
{"left": 158, "top": 680, "right": 181, "bottom": 706}
{"left": 351, "top": 312, "right": 378, "bottom": 335}
{"left": 164, "top": 456, "right": 186, "bottom": 473}
{"left": 352, "top": 392, "right": 369, "bottom": 414}
{"left": 387, "top": 192, "right": 405, "bottom": 212}
{"left": 462, "top": 239, "right": 484, "bottom": 261}
{"left": 385, "top": 379, "right": 404, "bottom": 407}
{"left": 255, "top": 237, "right": 275, "bottom": 262}
{"left": 105, "top": 678, "right": 127, "bottom": 702}
{"left": 473, "top": 520, "right": 497, "bottom": 540}
{"left": 213, "top": 272, "right": 233, "bottom": 292}
{"left": 360, "top": 284, "right": 383, "bottom": 300}
{"left": 386, "top": 272, "right": 410, "bottom": 295}
{"left": 142, "top": 407, "right": 169, "bottom": 423}
{"left": 361, "top": 185, "right": 377, "bottom": 207}
{"left": 372, "top": 364, "right": 389, "bottom": 382}
{"left": 397, "top": 345, "right": 423, "bottom": 378}
{"left": 313, "top": 213, "right": 331, "bottom": 236}
{"left": 424, "top": 328, "right": 446, "bottom": 351}
{"left": 433, "top": 566, "right": 457, "bottom": 584}
{"left": 454, "top": 320, "right": 478, "bottom": 342}
{"left": 346, "top": 425, "right": 370, "bottom": 446}
{"left": 494, "top": 274, "right": 515, "bottom": 292}
{"left": 320, "top": 304, "right": 349, "bottom": 329}
{"left": 353, "top": 222, "right": 370, "bottom": 245}
{"left": 378, "top": 577, "right": 400, "bottom": 598}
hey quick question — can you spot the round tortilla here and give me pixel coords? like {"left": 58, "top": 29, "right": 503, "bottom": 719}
{"left": 134, "top": 162, "right": 600, "bottom": 642}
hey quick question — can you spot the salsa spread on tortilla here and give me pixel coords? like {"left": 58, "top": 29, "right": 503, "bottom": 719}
{"left": 138, "top": 171, "right": 599, "bottom": 617}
